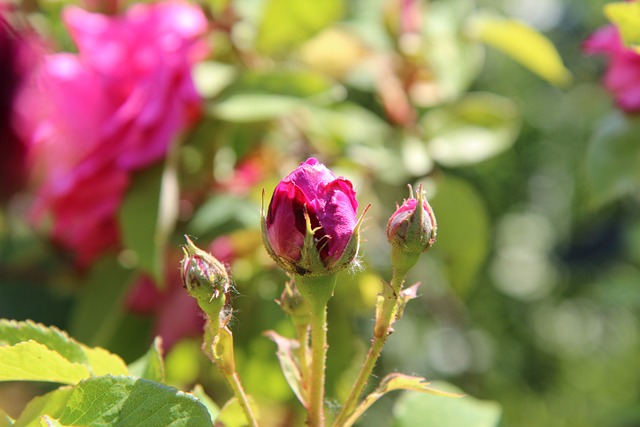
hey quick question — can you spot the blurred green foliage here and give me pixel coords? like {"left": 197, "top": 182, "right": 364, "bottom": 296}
{"left": 2, "top": 0, "right": 640, "bottom": 426}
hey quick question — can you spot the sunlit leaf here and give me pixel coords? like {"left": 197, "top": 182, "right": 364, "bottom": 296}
{"left": 0, "top": 342, "right": 90, "bottom": 384}
{"left": 191, "top": 385, "right": 220, "bottom": 424}
{"left": 0, "top": 319, "right": 87, "bottom": 365}
{"left": 127, "top": 336, "right": 165, "bottom": 383}
{"left": 429, "top": 176, "right": 491, "bottom": 295}
{"left": 423, "top": 92, "right": 520, "bottom": 167}
{"left": 38, "top": 416, "right": 65, "bottom": 427}
{"left": 344, "top": 374, "right": 462, "bottom": 425}
{"left": 586, "top": 111, "right": 640, "bottom": 206}
{"left": 263, "top": 331, "right": 306, "bottom": 406}
{"left": 79, "top": 345, "right": 128, "bottom": 377}
{"left": 14, "top": 387, "right": 73, "bottom": 427}
{"left": 256, "top": 0, "right": 344, "bottom": 54}
{"left": 0, "top": 320, "right": 127, "bottom": 380}
{"left": 393, "top": 381, "right": 502, "bottom": 427}
{"left": 218, "top": 397, "right": 259, "bottom": 427}
{"left": 57, "top": 376, "right": 212, "bottom": 427}
{"left": 419, "top": 0, "right": 484, "bottom": 106}
{"left": 467, "top": 13, "right": 571, "bottom": 86}
{"left": 604, "top": 2, "right": 640, "bottom": 49}
{"left": 212, "top": 94, "right": 302, "bottom": 122}
{"left": 192, "top": 61, "right": 236, "bottom": 99}
{"left": 211, "top": 70, "right": 337, "bottom": 122}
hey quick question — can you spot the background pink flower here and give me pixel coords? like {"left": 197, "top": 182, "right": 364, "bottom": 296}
{"left": 21, "top": 1, "right": 208, "bottom": 266}
{"left": 584, "top": 25, "right": 640, "bottom": 113}
{"left": 0, "top": 12, "right": 39, "bottom": 201}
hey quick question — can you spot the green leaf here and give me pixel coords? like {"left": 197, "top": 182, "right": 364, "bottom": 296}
{"left": 421, "top": 0, "right": 484, "bottom": 105}
{"left": 191, "top": 385, "right": 220, "bottom": 423}
{"left": 393, "top": 382, "right": 502, "bottom": 427}
{"left": 192, "top": 61, "right": 236, "bottom": 99}
{"left": 467, "top": 13, "right": 571, "bottom": 86}
{"left": 57, "top": 376, "right": 213, "bottom": 427}
{"left": 128, "top": 337, "right": 165, "bottom": 383}
{"left": 187, "top": 194, "right": 259, "bottom": 236}
{"left": 0, "top": 342, "right": 90, "bottom": 384}
{"left": 118, "top": 157, "right": 179, "bottom": 285}
{"left": 430, "top": 176, "right": 491, "bottom": 295}
{"left": 0, "top": 319, "right": 87, "bottom": 365}
{"left": 256, "top": 0, "right": 344, "bottom": 54}
{"left": 345, "top": 374, "right": 462, "bottom": 425}
{"left": 79, "top": 345, "right": 128, "bottom": 377}
{"left": 211, "top": 70, "right": 337, "bottom": 122}
{"left": 423, "top": 92, "right": 520, "bottom": 167}
{"left": 376, "top": 374, "right": 464, "bottom": 396}
{"left": 263, "top": 331, "right": 306, "bottom": 406}
{"left": 212, "top": 94, "right": 302, "bottom": 122}
{"left": 14, "top": 387, "right": 73, "bottom": 427}
{"left": 68, "top": 257, "right": 135, "bottom": 347}
{"left": 218, "top": 397, "right": 259, "bottom": 427}
{"left": 604, "top": 2, "right": 640, "bottom": 49}
{"left": 38, "top": 416, "right": 65, "bottom": 427}
{"left": 586, "top": 112, "right": 640, "bottom": 206}
{"left": 0, "top": 319, "right": 128, "bottom": 382}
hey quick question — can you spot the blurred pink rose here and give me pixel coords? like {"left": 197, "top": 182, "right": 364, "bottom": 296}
{"left": 0, "top": 11, "right": 40, "bottom": 201}
{"left": 584, "top": 25, "right": 640, "bottom": 113}
{"left": 21, "top": 1, "right": 208, "bottom": 266}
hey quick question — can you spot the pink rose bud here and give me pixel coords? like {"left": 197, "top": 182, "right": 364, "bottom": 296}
{"left": 181, "top": 236, "right": 230, "bottom": 319}
{"left": 387, "top": 184, "right": 437, "bottom": 255}
{"left": 262, "top": 158, "right": 364, "bottom": 277}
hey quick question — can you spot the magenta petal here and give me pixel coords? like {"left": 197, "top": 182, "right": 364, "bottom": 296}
{"left": 285, "top": 158, "right": 337, "bottom": 201}
{"left": 267, "top": 182, "right": 308, "bottom": 262}
{"left": 583, "top": 25, "right": 623, "bottom": 56}
{"left": 317, "top": 178, "right": 358, "bottom": 260}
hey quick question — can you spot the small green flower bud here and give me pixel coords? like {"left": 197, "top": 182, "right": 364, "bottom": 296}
{"left": 181, "top": 236, "right": 230, "bottom": 319}
{"left": 276, "top": 281, "right": 311, "bottom": 327}
{"left": 387, "top": 184, "right": 437, "bottom": 255}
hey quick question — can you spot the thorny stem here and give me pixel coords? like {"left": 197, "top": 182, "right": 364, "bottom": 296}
{"left": 223, "top": 370, "right": 259, "bottom": 427}
{"left": 295, "top": 322, "right": 311, "bottom": 399}
{"left": 295, "top": 275, "right": 337, "bottom": 427}
{"left": 204, "top": 320, "right": 259, "bottom": 427}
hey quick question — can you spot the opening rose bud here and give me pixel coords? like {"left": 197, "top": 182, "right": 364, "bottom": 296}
{"left": 261, "top": 158, "right": 365, "bottom": 277}
{"left": 181, "top": 236, "right": 230, "bottom": 319}
{"left": 387, "top": 184, "right": 437, "bottom": 255}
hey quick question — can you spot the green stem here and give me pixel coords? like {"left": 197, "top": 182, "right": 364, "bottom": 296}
{"left": 204, "top": 320, "right": 259, "bottom": 427}
{"left": 295, "top": 275, "right": 337, "bottom": 427}
{"left": 333, "top": 253, "right": 415, "bottom": 427}
{"left": 295, "top": 322, "right": 311, "bottom": 399}
{"left": 222, "top": 370, "right": 259, "bottom": 427}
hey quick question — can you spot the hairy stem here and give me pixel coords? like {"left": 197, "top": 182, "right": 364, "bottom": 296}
{"left": 223, "top": 370, "right": 259, "bottom": 427}
{"left": 333, "top": 260, "right": 413, "bottom": 427}
{"left": 295, "top": 274, "right": 337, "bottom": 427}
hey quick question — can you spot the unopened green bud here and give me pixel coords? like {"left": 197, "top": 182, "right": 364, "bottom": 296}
{"left": 181, "top": 236, "right": 230, "bottom": 319}
{"left": 387, "top": 184, "right": 437, "bottom": 255}
{"left": 276, "top": 281, "right": 311, "bottom": 327}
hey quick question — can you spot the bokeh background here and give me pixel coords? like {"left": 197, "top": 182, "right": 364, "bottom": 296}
{"left": 2, "top": 0, "right": 639, "bottom": 426}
